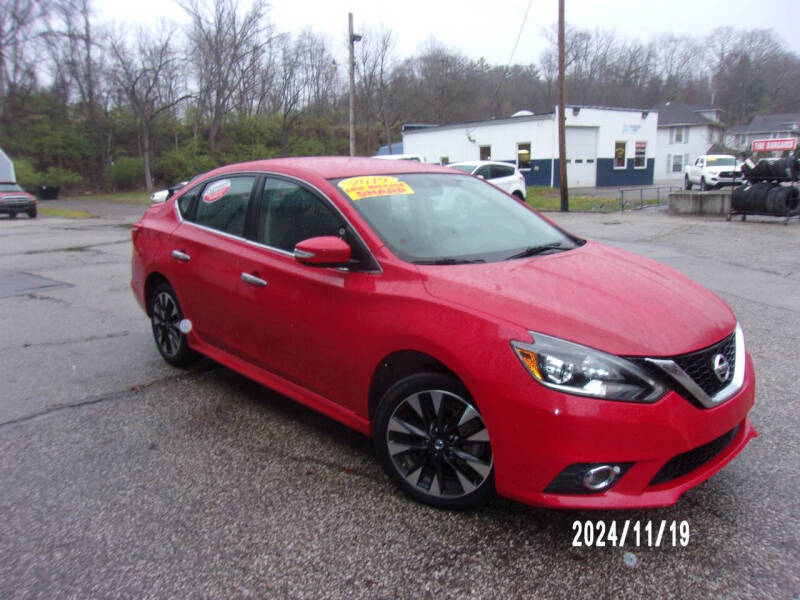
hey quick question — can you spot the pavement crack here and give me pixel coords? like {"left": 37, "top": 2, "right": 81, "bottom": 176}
{"left": 0, "top": 364, "right": 221, "bottom": 432}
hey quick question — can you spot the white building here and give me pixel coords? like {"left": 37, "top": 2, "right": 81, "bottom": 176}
{"left": 651, "top": 102, "right": 724, "bottom": 182}
{"left": 402, "top": 105, "right": 658, "bottom": 188}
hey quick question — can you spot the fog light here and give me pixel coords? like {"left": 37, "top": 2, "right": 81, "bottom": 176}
{"left": 582, "top": 465, "right": 621, "bottom": 491}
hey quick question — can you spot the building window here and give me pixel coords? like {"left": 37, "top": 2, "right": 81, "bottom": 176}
{"left": 517, "top": 143, "right": 531, "bottom": 169}
{"left": 614, "top": 141, "right": 626, "bottom": 168}
{"left": 479, "top": 145, "right": 491, "bottom": 161}
{"left": 670, "top": 126, "right": 689, "bottom": 144}
{"left": 671, "top": 154, "right": 683, "bottom": 173}
{"left": 440, "top": 156, "right": 449, "bottom": 166}
{"left": 634, "top": 142, "right": 646, "bottom": 169}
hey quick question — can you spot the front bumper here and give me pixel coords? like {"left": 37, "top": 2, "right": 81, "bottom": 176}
{"left": 0, "top": 199, "right": 36, "bottom": 213}
{"left": 481, "top": 354, "right": 757, "bottom": 509}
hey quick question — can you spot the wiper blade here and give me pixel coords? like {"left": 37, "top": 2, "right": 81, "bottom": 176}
{"left": 413, "top": 257, "right": 486, "bottom": 265}
{"left": 506, "top": 242, "right": 567, "bottom": 260}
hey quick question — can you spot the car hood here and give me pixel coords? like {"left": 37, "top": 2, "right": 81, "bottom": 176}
{"left": 419, "top": 241, "right": 735, "bottom": 357}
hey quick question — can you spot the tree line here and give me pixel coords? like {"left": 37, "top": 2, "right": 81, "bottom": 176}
{"left": 1, "top": 0, "right": 798, "bottom": 192}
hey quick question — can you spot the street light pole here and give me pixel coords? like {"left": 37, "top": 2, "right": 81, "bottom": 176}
{"left": 558, "top": 0, "right": 569, "bottom": 211}
{"left": 348, "top": 13, "right": 362, "bottom": 157}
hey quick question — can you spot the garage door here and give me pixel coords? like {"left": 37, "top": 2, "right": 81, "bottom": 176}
{"left": 565, "top": 127, "right": 598, "bottom": 187}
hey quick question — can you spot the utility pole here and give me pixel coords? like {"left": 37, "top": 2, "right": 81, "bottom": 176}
{"left": 348, "top": 13, "right": 362, "bottom": 157}
{"left": 558, "top": 0, "right": 569, "bottom": 211}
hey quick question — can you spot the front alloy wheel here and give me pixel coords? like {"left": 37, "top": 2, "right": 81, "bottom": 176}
{"left": 375, "top": 373, "right": 494, "bottom": 509}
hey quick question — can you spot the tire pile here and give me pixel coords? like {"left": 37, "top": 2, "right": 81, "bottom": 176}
{"left": 732, "top": 158, "right": 800, "bottom": 216}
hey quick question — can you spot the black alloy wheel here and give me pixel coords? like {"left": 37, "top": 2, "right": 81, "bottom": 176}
{"left": 150, "top": 282, "right": 198, "bottom": 366}
{"left": 374, "top": 373, "right": 494, "bottom": 509}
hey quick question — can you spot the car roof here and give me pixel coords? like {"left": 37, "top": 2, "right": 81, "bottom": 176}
{"left": 197, "top": 156, "right": 455, "bottom": 181}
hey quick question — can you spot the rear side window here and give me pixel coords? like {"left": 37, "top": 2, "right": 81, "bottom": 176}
{"left": 490, "top": 164, "right": 514, "bottom": 178}
{"left": 257, "top": 178, "right": 343, "bottom": 252}
{"left": 194, "top": 176, "right": 255, "bottom": 237}
{"left": 177, "top": 186, "right": 201, "bottom": 217}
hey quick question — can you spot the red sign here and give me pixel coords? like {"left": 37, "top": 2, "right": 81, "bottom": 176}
{"left": 751, "top": 138, "right": 797, "bottom": 152}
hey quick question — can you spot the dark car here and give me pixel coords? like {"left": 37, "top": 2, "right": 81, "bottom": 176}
{"left": 0, "top": 182, "right": 37, "bottom": 218}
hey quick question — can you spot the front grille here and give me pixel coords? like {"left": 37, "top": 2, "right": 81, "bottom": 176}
{"left": 1, "top": 196, "right": 30, "bottom": 205}
{"left": 672, "top": 332, "right": 736, "bottom": 397}
{"left": 649, "top": 424, "right": 739, "bottom": 486}
{"left": 719, "top": 171, "right": 738, "bottom": 178}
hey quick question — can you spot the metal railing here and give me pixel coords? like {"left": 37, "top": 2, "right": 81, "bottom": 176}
{"left": 618, "top": 186, "right": 683, "bottom": 211}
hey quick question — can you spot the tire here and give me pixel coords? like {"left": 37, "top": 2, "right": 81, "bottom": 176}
{"left": 684, "top": 176, "right": 692, "bottom": 190}
{"left": 512, "top": 190, "right": 525, "bottom": 201}
{"left": 27, "top": 208, "right": 37, "bottom": 218}
{"left": 766, "top": 186, "right": 787, "bottom": 214}
{"left": 149, "top": 282, "right": 199, "bottom": 367}
{"left": 8, "top": 212, "right": 17, "bottom": 219}
{"left": 732, "top": 184, "right": 749, "bottom": 211}
{"left": 745, "top": 183, "right": 771, "bottom": 213}
{"left": 374, "top": 373, "right": 494, "bottom": 510}
{"left": 700, "top": 177, "right": 708, "bottom": 191}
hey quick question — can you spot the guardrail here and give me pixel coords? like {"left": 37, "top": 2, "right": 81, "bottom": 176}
{"left": 618, "top": 186, "right": 683, "bottom": 211}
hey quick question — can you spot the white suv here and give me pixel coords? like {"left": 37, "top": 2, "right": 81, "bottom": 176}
{"left": 447, "top": 161, "right": 527, "bottom": 200}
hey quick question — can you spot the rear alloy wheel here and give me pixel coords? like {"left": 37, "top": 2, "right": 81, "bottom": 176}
{"left": 374, "top": 373, "right": 494, "bottom": 509}
{"left": 684, "top": 176, "right": 692, "bottom": 190}
{"left": 150, "top": 282, "right": 198, "bottom": 367}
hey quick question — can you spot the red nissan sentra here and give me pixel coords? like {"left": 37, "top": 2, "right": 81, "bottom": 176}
{"left": 131, "top": 157, "right": 757, "bottom": 510}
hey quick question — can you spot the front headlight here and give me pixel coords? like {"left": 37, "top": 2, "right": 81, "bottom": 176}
{"left": 511, "top": 332, "right": 666, "bottom": 403}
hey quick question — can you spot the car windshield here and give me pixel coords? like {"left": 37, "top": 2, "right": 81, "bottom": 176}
{"left": 333, "top": 173, "right": 580, "bottom": 263}
{"left": 447, "top": 164, "right": 477, "bottom": 174}
{"left": 0, "top": 183, "right": 23, "bottom": 192}
{"left": 706, "top": 157, "right": 736, "bottom": 166}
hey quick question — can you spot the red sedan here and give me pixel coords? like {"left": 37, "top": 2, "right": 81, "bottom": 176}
{"left": 131, "top": 157, "right": 756, "bottom": 510}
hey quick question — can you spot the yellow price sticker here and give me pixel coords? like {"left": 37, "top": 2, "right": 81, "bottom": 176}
{"left": 338, "top": 176, "right": 414, "bottom": 200}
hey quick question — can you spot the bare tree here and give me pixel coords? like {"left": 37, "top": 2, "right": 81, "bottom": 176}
{"left": 356, "top": 26, "right": 396, "bottom": 152}
{"left": 48, "top": 0, "right": 112, "bottom": 173}
{"left": 180, "top": 0, "right": 271, "bottom": 151}
{"left": 0, "top": 0, "right": 50, "bottom": 110}
{"left": 110, "top": 28, "right": 190, "bottom": 190}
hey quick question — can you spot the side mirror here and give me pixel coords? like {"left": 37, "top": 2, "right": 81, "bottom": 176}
{"left": 294, "top": 236, "right": 352, "bottom": 268}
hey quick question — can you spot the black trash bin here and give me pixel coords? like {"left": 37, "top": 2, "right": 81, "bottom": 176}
{"left": 37, "top": 185, "right": 60, "bottom": 200}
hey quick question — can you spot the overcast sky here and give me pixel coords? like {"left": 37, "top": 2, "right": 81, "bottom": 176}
{"left": 98, "top": 0, "right": 800, "bottom": 66}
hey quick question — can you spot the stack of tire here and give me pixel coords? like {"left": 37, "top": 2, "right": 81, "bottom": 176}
{"left": 732, "top": 182, "right": 800, "bottom": 214}
{"left": 740, "top": 157, "right": 799, "bottom": 181}
{"left": 734, "top": 158, "right": 800, "bottom": 216}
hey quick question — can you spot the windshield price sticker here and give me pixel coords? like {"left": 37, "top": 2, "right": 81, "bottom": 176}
{"left": 203, "top": 179, "right": 231, "bottom": 203}
{"left": 572, "top": 520, "right": 690, "bottom": 547}
{"left": 338, "top": 176, "right": 414, "bottom": 201}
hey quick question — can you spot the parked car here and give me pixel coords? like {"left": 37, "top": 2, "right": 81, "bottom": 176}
{"left": 132, "top": 157, "right": 756, "bottom": 510}
{"left": 0, "top": 182, "right": 37, "bottom": 218}
{"left": 372, "top": 153, "right": 426, "bottom": 162}
{"left": 446, "top": 160, "right": 527, "bottom": 199}
{"left": 684, "top": 154, "right": 741, "bottom": 190}
{"left": 150, "top": 180, "right": 190, "bottom": 204}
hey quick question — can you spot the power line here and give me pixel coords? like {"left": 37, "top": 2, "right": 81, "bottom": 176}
{"left": 468, "top": 0, "right": 534, "bottom": 136}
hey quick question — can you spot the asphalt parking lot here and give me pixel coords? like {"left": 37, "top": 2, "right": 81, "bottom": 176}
{"left": 1, "top": 203, "right": 798, "bottom": 599}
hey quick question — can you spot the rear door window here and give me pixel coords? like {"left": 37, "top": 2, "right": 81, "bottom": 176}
{"left": 194, "top": 176, "right": 255, "bottom": 237}
{"left": 490, "top": 164, "right": 514, "bottom": 179}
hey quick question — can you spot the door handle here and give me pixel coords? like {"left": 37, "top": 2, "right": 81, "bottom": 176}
{"left": 241, "top": 272, "right": 267, "bottom": 287}
{"left": 172, "top": 250, "right": 191, "bottom": 262}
